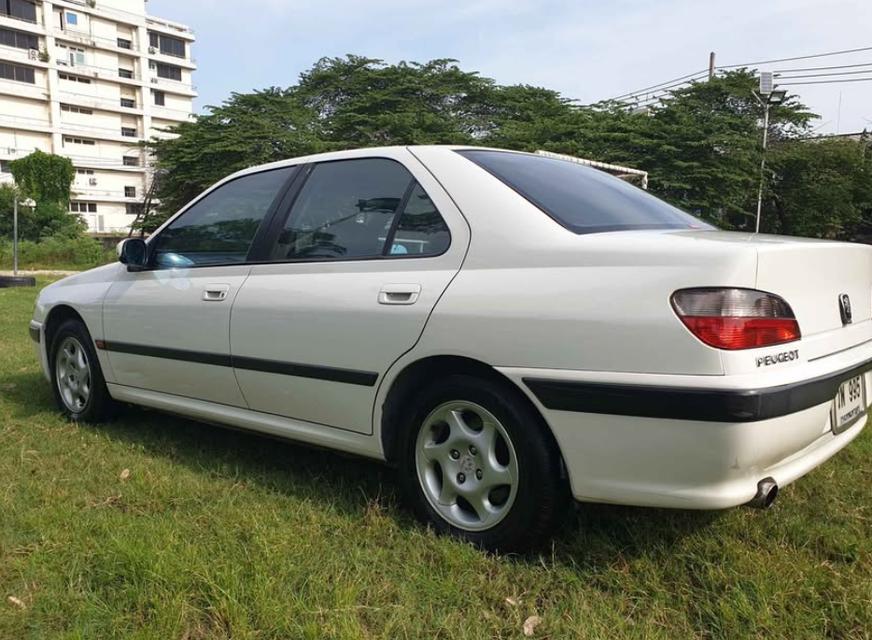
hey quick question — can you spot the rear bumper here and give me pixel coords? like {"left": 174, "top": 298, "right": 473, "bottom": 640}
{"left": 523, "top": 355, "right": 872, "bottom": 422}
{"left": 499, "top": 355, "right": 871, "bottom": 509}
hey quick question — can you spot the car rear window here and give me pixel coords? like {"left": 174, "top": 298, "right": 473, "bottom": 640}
{"left": 457, "top": 149, "right": 712, "bottom": 234}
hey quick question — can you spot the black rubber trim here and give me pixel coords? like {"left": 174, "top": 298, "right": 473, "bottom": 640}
{"left": 524, "top": 356, "right": 872, "bottom": 422}
{"left": 100, "top": 341, "right": 378, "bottom": 387}
{"left": 232, "top": 355, "right": 378, "bottom": 387}
{"left": 29, "top": 326, "right": 40, "bottom": 343}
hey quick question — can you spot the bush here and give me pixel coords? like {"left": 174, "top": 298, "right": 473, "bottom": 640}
{"left": 0, "top": 234, "right": 115, "bottom": 270}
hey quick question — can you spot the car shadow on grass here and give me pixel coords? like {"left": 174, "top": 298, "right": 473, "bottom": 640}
{"left": 2, "top": 369, "right": 720, "bottom": 567}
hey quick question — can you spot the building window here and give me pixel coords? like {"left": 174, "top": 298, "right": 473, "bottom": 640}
{"left": 121, "top": 127, "right": 136, "bottom": 137}
{"left": 0, "top": 159, "right": 11, "bottom": 173}
{"left": 76, "top": 168, "right": 94, "bottom": 175}
{"left": 124, "top": 186, "right": 136, "bottom": 198}
{"left": 118, "top": 68, "right": 134, "bottom": 79}
{"left": 116, "top": 37, "right": 132, "bottom": 50}
{"left": 120, "top": 97, "right": 135, "bottom": 108}
{"left": 61, "top": 103, "right": 93, "bottom": 115}
{"left": 65, "top": 12, "right": 78, "bottom": 26}
{"left": 0, "top": 0, "right": 37, "bottom": 23}
{"left": 0, "top": 26, "right": 38, "bottom": 50}
{"left": 59, "top": 43, "right": 85, "bottom": 66}
{"left": 0, "top": 61, "right": 35, "bottom": 84}
{"left": 70, "top": 201, "right": 97, "bottom": 213}
{"left": 151, "top": 89, "right": 165, "bottom": 106}
{"left": 64, "top": 136, "right": 95, "bottom": 146}
{"left": 122, "top": 156, "right": 139, "bottom": 166}
{"left": 58, "top": 72, "right": 91, "bottom": 84}
{"left": 126, "top": 203, "right": 142, "bottom": 215}
{"left": 149, "top": 31, "right": 185, "bottom": 58}
{"left": 154, "top": 62, "right": 182, "bottom": 81}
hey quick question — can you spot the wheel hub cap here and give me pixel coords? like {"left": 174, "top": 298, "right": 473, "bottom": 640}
{"left": 415, "top": 400, "right": 519, "bottom": 531}
{"left": 55, "top": 336, "right": 92, "bottom": 413}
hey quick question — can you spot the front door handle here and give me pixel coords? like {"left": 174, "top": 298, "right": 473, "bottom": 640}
{"left": 378, "top": 284, "right": 421, "bottom": 305}
{"left": 203, "top": 284, "right": 230, "bottom": 302}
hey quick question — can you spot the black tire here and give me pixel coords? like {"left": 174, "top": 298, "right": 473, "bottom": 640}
{"left": 49, "top": 319, "right": 116, "bottom": 422}
{"left": 0, "top": 276, "right": 36, "bottom": 288}
{"left": 397, "top": 373, "right": 569, "bottom": 552}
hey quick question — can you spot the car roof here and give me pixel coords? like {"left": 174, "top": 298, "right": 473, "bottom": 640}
{"left": 223, "top": 144, "right": 526, "bottom": 181}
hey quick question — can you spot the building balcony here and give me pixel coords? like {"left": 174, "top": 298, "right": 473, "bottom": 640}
{"left": 147, "top": 74, "right": 196, "bottom": 97}
{"left": 0, "top": 13, "right": 43, "bottom": 36}
{"left": 145, "top": 15, "right": 195, "bottom": 41}
{"left": 150, "top": 104, "right": 196, "bottom": 123}
{"left": 0, "top": 44, "right": 49, "bottom": 68}
{"left": 146, "top": 47, "right": 196, "bottom": 70}
{"left": 63, "top": 153, "right": 148, "bottom": 173}
{"left": 0, "top": 76, "right": 49, "bottom": 101}
{"left": 56, "top": 89, "right": 144, "bottom": 115}
{"left": 0, "top": 111, "right": 52, "bottom": 133}
{"left": 53, "top": 28, "right": 143, "bottom": 59}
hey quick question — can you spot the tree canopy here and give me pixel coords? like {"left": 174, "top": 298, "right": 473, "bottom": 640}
{"left": 1, "top": 151, "right": 84, "bottom": 241}
{"left": 146, "top": 56, "right": 871, "bottom": 240}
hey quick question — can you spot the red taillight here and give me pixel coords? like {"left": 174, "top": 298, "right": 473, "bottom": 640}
{"left": 671, "top": 288, "right": 801, "bottom": 350}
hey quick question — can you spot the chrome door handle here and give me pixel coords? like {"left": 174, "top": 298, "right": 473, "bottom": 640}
{"left": 203, "top": 284, "right": 230, "bottom": 302}
{"left": 378, "top": 284, "right": 421, "bottom": 305}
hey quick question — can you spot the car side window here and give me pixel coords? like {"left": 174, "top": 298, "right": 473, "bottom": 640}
{"left": 151, "top": 167, "right": 294, "bottom": 269}
{"left": 388, "top": 183, "right": 450, "bottom": 256}
{"left": 270, "top": 158, "right": 450, "bottom": 261}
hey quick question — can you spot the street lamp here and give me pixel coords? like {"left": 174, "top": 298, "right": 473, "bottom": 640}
{"left": 752, "top": 72, "right": 786, "bottom": 233}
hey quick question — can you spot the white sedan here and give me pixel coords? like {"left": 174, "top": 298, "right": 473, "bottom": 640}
{"left": 30, "top": 146, "right": 871, "bottom": 551}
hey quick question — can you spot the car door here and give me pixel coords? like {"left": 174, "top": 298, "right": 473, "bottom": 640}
{"left": 230, "top": 150, "right": 469, "bottom": 433}
{"left": 102, "top": 165, "right": 296, "bottom": 406}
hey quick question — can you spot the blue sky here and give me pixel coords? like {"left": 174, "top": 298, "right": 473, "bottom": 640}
{"left": 147, "top": 0, "right": 872, "bottom": 134}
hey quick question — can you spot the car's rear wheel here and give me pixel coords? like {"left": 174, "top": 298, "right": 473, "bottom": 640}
{"left": 50, "top": 319, "right": 115, "bottom": 422}
{"left": 398, "top": 374, "right": 568, "bottom": 552}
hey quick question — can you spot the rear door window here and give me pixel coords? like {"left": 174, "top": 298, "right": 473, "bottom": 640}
{"left": 458, "top": 149, "right": 711, "bottom": 234}
{"left": 270, "top": 158, "right": 450, "bottom": 260}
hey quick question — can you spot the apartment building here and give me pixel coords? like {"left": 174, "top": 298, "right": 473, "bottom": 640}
{"left": 0, "top": 0, "right": 195, "bottom": 233}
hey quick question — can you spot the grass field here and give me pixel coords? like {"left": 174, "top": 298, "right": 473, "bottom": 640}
{"left": 1, "top": 281, "right": 870, "bottom": 639}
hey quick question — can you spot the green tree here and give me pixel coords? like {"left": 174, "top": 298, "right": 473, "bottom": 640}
{"left": 764, "top": 137, "right": 872, "bottom": 238}
{"left": 4, "top": 150, "right": 84, "bottom": 240}
{"left": 147, "top": 87, "right": 322, "bottom": 225}
{"left": 148, "top": 59, "right": 829, "bottom": 238}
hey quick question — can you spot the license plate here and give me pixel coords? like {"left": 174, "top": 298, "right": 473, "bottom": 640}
{"left": 831, "top": 375, "right": 866, "bottom": 434}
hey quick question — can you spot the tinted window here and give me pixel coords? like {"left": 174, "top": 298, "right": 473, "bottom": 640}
{"left": 458, "top": 150, "right": 712, "bottom": 234}
{"left": 271, "top": 159, "right": 412, "bottom": 260}
{"left": 155, "top": 62, "right": 182, "bottom": 81}
{"left": 152, "top": 167, "right": 293, "bottom": 269}
{"left": 388, "top": 184, "right": 450, "bottom": 255}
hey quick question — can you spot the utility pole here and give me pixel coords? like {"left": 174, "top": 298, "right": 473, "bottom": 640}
{"left": 708, "top": 51, "right": 716, "bottom": 79}
{"left": 752, "top": 72, "right": 786, "bottom": 234}
{"left": 12, "top": 198, "right": 17, "bottom": 276}
{"left": 754, "top": 104, "right": 770, "bottom": 234}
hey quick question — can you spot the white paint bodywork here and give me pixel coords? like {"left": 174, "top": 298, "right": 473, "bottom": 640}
{"left": 31, "top": 145, "right": 871, "bottom": 510}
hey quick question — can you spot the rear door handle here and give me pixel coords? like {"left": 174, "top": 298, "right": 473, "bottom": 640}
{"left": 203, "top": 283, "right": 230, "bottom": 302}
{"left": 378, "top": 284, "right": 421, "bottom": 305}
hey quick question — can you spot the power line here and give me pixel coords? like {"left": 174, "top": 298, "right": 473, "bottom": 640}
{"left": 776, "top": 69, "right": 872, "bottom": 80}
{"left": 779, "top": 77, "right": 872, "bottom": 86}
{"left": 606, "top": 69, "right": 709, "bottom": 102}
{"left": 773, "top": 61, "right": 872, "bottom": 73}
{"left": 603, "top": 44, "right": 872, "bottom": 104}
{"left": 717, "top": 45, "right": 872, "bottom": 69}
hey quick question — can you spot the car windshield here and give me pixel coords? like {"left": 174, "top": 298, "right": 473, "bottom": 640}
{"left": 457, "top": 149, "right": 713, "bottom": 234}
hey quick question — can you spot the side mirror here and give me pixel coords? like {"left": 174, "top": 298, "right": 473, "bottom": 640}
{"left": 118, "top": 238, "right": 148, "bottom": 271}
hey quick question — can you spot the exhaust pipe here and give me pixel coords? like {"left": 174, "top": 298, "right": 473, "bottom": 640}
{"left": 747, "top": 477, "right": 778, "bottom": 509}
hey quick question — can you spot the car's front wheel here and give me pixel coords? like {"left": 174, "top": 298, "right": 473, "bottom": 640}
{"left": 398, "top": 374, "right": 568, "bottom": 552}
{"left": 49, "top": 319, "right": 115, "bottom": 422}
